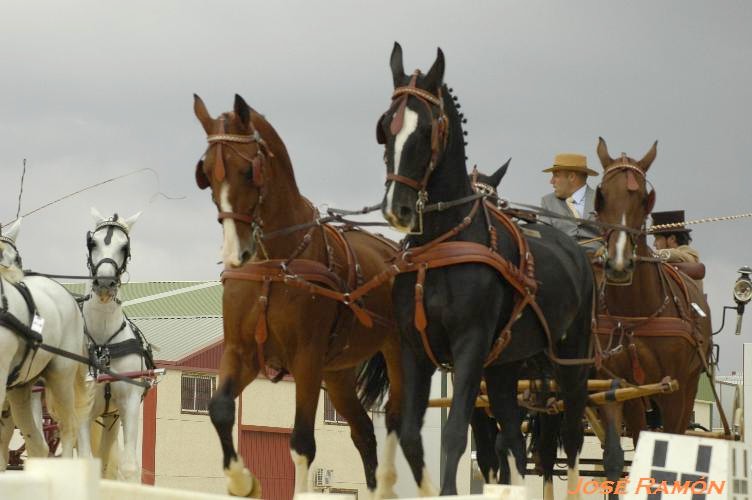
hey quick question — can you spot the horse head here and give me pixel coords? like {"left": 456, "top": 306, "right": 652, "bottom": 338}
{"left": 194, "top": 94, "right": 299, "bottom": 267}
{"left": 0, "top": 218, "right": 23, "bottom": 283}
{"left": 595, "top": 137, "right": 657, "bottom": 283}
{"left": 87, "top": 208, "right": 139, "bottom": 302}
{"left": 471, "top": 160, "right": 510, "bottom": 197}
{"left": 378, "top": 42, "right": 460, "bottom": 233}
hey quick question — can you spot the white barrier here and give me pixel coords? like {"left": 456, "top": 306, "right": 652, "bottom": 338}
{"left": 624, "top": 431, "right": 751, "bottom": 500}
{"left": 0, "top": 458, "right": 234, "bottom": 500}
{"left": 294, "top": 484, "right": 526, "bottom": 500}
{"left": 0, "top": 459, "right": 526, "bottom": 500}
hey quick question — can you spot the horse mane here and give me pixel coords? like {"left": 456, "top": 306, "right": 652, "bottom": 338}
{"left": 221, "top": 110, "right": 302, "bottom": 198}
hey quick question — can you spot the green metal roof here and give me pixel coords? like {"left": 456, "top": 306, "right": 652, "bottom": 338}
{"left": 63, "top": 281, "right": 222, "bottom": 318}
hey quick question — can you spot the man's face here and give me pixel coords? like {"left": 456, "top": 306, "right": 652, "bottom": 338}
{"left": 550, "top": 170, "right": 576, "bottom": 199}
{"left": 653, "top": 235, "right": 668, "bottom": 250}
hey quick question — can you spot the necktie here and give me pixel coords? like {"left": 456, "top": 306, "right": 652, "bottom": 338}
{"left": 565, "top": 196, "right": 580, "bottom": 218}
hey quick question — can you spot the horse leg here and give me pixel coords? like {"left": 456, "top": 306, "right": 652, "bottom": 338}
{"left": 559, "top": 364, "right": 588, "bottom": 500}
{"left": 537, "top": 413, "right": 561, "bottom": 500}
{"left": 485, "top": 362, "right": 525, "bottom": 486}
{"left": 0, "top": 400, "right": 13, "bottom": 471}
{"left": 656, "top": 388, "right": 688, "bottom": 434}
{"left": 5, "top": 385, "right": 48, "bottom": 458}
{"left": 399, "top": 345, "right": 437, "bottom": 497}
{"left": 440, "top": 344, "right": 486, "bottom": 495}
{"left": 209, "top": 345, "right": 260, "bottom": 498}
{"left": 289, "top": 354, "right": 324, "bottom": 496}
{"left": 623, "top": 399, "right": 646, "bottom": 447}
{"left": 114, "top": 387, "right": 143, "bottom": 482}
{"left": 44, "top": 358, "right": 88, "bottom": 458}
{"left": 375, "top": 342, "right": 403, "bottom": 499}
{"left": 599, "top": 403, "right": 625, "bottom": 500}
{"left": 98, "top": 415, "right": 121, "bottom": 479}
{"left": 324, "top": 369, "right": 378, "bottom": 494}
{"left": 470, "top": 407, "right": 500, "bottom": 484}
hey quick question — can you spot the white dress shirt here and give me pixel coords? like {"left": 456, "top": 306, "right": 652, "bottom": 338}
{"left": 569, "top": 184, "right": 587, "bottom": 218}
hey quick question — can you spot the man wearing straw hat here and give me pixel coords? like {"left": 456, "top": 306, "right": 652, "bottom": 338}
{"left": 540, "top": 153, "right": 601, "bottom": 249}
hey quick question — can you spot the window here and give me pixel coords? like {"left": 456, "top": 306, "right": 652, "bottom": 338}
{"left": 181, "top": 373, "right": 216, "bottom": 414}
{"left": 323, "top": 393, "right": 348, "bottom": 425}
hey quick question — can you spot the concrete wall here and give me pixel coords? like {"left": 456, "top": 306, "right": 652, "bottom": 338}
{"left": 153, "top": 370, "right": 227, "bottom": 493}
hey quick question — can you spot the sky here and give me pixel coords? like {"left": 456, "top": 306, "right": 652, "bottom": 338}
{"left": 1, "top": 0, "right": 751, "bottom": 372}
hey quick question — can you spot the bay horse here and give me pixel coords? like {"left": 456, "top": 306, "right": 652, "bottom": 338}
{"left": 377, "top": 43, "right": 594, "bottom": 498}
{"left": 83, "top": 208, "right": 154, "bottom": 481}
{"left": 193, "top": 94, "right": 404, "bottom": 498}
{"left": 0, "top": 219, "right": 93, "bottom": 467}
{"left": 593, "top": 137, "right": 712, "bottom": 486}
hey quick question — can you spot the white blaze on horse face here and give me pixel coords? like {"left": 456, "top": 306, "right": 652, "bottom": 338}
{"left": 220, "top": 182, "right": 242, "bottom": 267}
{"left": 385, "top": 107, "right": 419, "bottom": 220}
{"left": 614, "top": 213, "right": 628, "bottom": 271}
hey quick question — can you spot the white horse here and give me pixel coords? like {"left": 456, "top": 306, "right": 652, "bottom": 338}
{"left": 0, "top": 218, "right": 93, "bottom": 470}
{"left": 84, "top": 208, "right": 152, "bottom": 482}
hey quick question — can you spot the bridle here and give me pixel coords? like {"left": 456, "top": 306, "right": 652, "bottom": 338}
{"left": 379, "top": 71, "right": 449, "bottom": 234}
{"left": 86, "top": 219, "right": 131, "bottom": 286}
{"left": 0, "top": 235, "right": 22, "bottom": 269}
{"left": 597, "top": 154, "right": 657, "bottom": 279}
{"left": 197, "top": 115, "right": 276, "bottom": 255}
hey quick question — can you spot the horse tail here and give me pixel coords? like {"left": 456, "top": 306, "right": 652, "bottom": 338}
{"left": 355, "top": 352, "right": 390, "bottom": 410}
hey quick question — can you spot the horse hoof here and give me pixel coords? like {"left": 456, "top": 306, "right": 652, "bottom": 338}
{"left": 226, "top": 460, "right": 255, "bottom": 497}
{"left": 248, "top": 476, "right": 263, "bottom": 498}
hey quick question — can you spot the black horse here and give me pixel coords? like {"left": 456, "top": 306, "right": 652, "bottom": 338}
{"left": 377, "top": 43, "right": 594, "bottom": 497}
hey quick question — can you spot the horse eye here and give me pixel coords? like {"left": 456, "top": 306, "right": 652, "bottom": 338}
{"left": 244, "top": 168, "right": 254, "bottom": 182}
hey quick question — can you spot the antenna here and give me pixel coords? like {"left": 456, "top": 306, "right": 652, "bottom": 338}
{"left": 16, "top": 158, "right": 27, "bottom": 220}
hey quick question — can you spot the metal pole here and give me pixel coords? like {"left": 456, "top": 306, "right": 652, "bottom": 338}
{"left": 440, "top": 371, "right": 447, "bottom": 486}
{"left": 744, "top": 344, "right": 752, "bottom": 443}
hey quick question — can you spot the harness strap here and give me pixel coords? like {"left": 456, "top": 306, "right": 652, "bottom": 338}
{"left": 1, "top": 281, "right": 42, "bottom": 386}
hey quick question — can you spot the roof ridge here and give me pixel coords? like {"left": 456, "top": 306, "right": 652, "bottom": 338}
{"left": 122, "top": 281, "right": 221, "bottom": 307}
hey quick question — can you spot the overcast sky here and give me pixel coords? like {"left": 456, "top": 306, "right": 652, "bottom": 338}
{"left": 1, "top": 0, "right": 751, "bottom": 372}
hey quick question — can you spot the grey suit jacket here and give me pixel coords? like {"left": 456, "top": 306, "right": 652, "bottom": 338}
{"left": 540, "top": 185, "right": 601, "bottom": 249}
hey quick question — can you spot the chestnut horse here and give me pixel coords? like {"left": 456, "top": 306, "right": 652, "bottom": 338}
{"left": 593, "top": 137, "right": 712, "bottom": 486}
{"left": 193, "top": 95, "right": 404, "bottom": 498}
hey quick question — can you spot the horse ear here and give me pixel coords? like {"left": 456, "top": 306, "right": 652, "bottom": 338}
{"left": 91, "top": 207, "right": 106, "bottom": 224}
{"left": 195, "top": 159, "right": 210, "bottom": 190}
{"left": 3, "top": 218, "right": 22, "bottom": 243}
{"left": 644, "top": 189, "right": 656, "bottom": 214}
{"left": 638, "top": 140, "right": 658, "bottom": 172}
{"left": 193, "top": 94, "right": 214, "bottom": 135}
{"left": 597, "top": 137, "right": 614, "bottom": 168}
{"left": 390, "top": 42, "right": 406, "bottom": 88}
{"left": 423, "top": 47, "right": 445, "bottom": 91}
{"left": 234, "top": 94, "right": 252, "bottom": 128}
{"left": 594, "top": 186, "right": 605, "bottom": 213}
{"left": 488, "top": 158, "right": 511, "bottom": 188}
{"left": 123, "top": 212, "right": 141, "bottom": 231}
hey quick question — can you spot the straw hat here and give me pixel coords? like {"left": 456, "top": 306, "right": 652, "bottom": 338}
{"left": 542, "top": 153, "right": 599, "bottom": 177}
